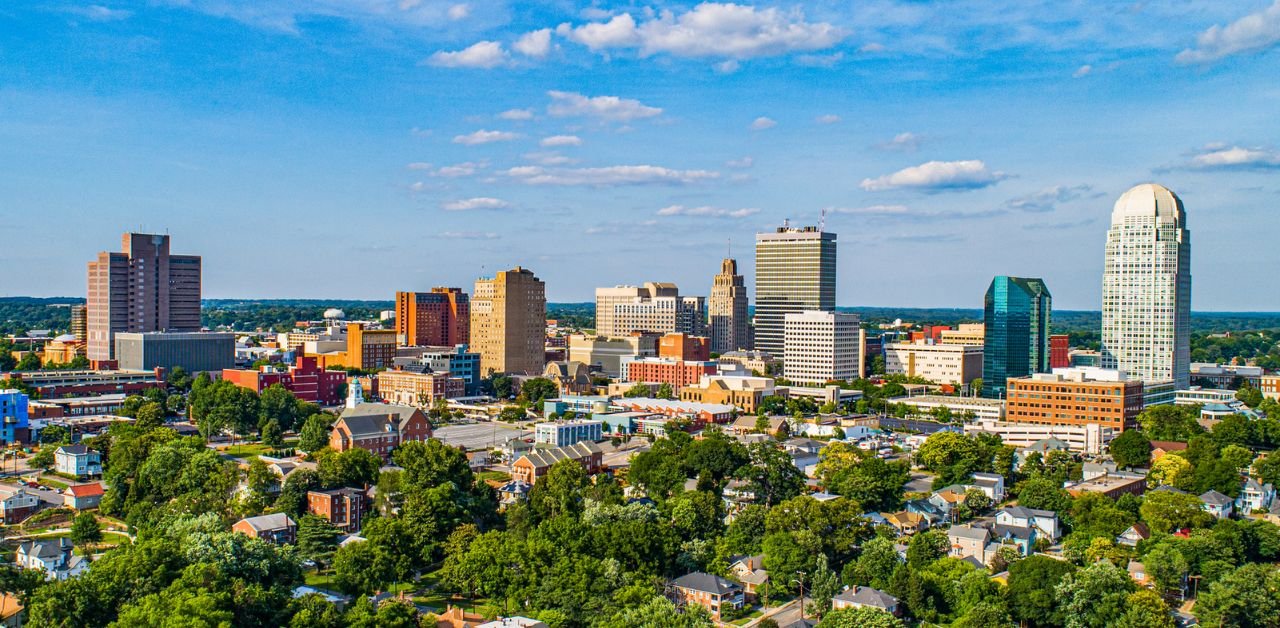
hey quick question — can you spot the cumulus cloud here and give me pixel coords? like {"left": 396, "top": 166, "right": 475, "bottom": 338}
{"left": 522, "top": 151, "right": 577, "bottom": 166}
{"left": 452, "top": 129, "right": 519, "bottom": 145}
{"left": 427, "top": 41, "right": 508, "bottom": 68}
{"left": 657, "top": 205, "right": 759, "bottom": 218}
{"left": 504, "top": 164, "right": 719, "bottom": 186}
{"left": 750, "top": 117, "right": 777, "bottom": 130}
{"left": 1072, "top": 64, "right": 1093, "bottom": 78}
{"left": 441, "top": 197, "right": 510, "bottom": 211}
{"left": 513, "top": 28, "right": 553, "bottom": 57}
{"left": 860, "top": 160, "right": 1008, "bottom": 192}
{"left": 1005, "top": 185, "right": 1094, "bottom": 212}
{"left": 440, "top": 231, "right": 501, "bottom": 239}
{"left": 446, "top": 3, "right": 469, "bottom": 20}
{"left": 498, "top": 108, "right": 534, "bottom": 120}
{"left": 827, "top": 204, "right": 910, "bottom": 215}
{"left": 726, "top": 156, "right": 754, "bottom": 169}
{"left": 67, "top": 5, "right": 132, "bottom": 21}
{"left": 815, "top": 114, "right": 841, "bottom": 124}
{"left": 1187, "top": 145, "right": 1280, "bottom": 169}
{"left": 1176, "top": 1, "right": 1280, "bottom": 63}
{"left": 546, "top": 90, "right": 662, "bottom": 121}
{"left": 540, "top": 134, "right": 582, "bottom": 147}
{"left": 558, "top": 3, "right": 844, "bottom": 59}
{"left": 434, "top": 161, "right": 486, "bottom": 177}
{"left": 876, "top": 132, "right": 922, "bottom": 152}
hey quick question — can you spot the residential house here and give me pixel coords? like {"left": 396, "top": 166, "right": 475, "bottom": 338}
{"left": 0, "top": 487, "right": 40, "bottom": 524}
{"left": 15, "top": 538, "right": 87, "bottom": 580}
{"left": 1127, "top": 560, "right": 1149, "bottom": 586}
{"left": 1116, "top": 523, "right": 1150, "bottom": 547}
{"left": 1236, "top": 479, "right": 1276, "bottom": 514}
{"left": 477, "top": 618, "right": 548, "bottom": 628}
{"left": 496, "top": 480, "right": 532, "bottom": 510}
{"left": 904, "top": 499, "right": 947, "bottom": 527}
{"left": 1199, "top": 490, "right": 1234, "bottom": 519}
{"left": 995, "top": 506, "right": 1061, "bottom": 541}
{"left": 510, "top": 441, "right": 602, "bottom": 485}
{"left": 54, "top": 444, "right": 102, "bottom": 478}
{"left": 727, "top": 555, "right": 769, "bottom": 599}
{"left": 947, "top": 525, "right": 990, "bottom": 562}
{"left": 990, "top": 524, "right": 1035, "bottom": 557}
{"left": 927, "top": 488, "right": 967, "bottom": 522}
{"left": 63, "top": 482, "right": 105, "bottom": 510}
{"left": 0, "top": 592, "right": 21, "bottom": 627}
{"left": 881, "top": 511, "right": 928, "bottom": 536}
{"left": 543, "top": 361, "right": 594, "bottom": 396}
{"left": 782, "top": 437, "right": 825, "bottom": 456}
{"left": 970, "top": 472, "right": 1006, "bottom": 503}
{"left": 671, "top": 572, "right": 744, "bottom": 620}
{"left": 832, "top": 586, "right": 901, "bottom": 617}
{"left": 1149, "top": 440, "right": 1188, "bottom": 460}
{"left": 329, "top": 402, "right": 432, "bottom": 460}
{"left": 1014, "top": 437, "right": 1070, "bottom": 469}
{"left": 307, "top": 488, "right": 368, "bottom": 533}
{"left": 233, "top": 513, "right": 298, "bottom": 544}
{"left": 730, "top": 415, "right": 788, "bottom": 438}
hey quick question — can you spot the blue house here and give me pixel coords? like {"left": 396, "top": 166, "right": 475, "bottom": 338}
{"left": 0, "top": 389, "right": 30, "bottom": 444}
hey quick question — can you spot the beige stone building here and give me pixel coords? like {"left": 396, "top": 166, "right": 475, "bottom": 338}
{"left": 567, "top": 333, "right": 658, "bottom": 377}
{"left": 884, "top": 341, "right": 983, "bottom": 385}
{"left": 473, "top": 267, "right": 546, "bottom": 376}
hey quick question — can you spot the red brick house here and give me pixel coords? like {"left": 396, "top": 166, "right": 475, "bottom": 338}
{"left": 329, "top": 402, "right": 432, "bottom": 461}
{"left": 511, "top": 441, "right": 603, "bottom": 485}
{"left": 308, "top": 488, "right": 368, "bottom": 533}
{"left": 671, "top": 572, "right": 744, "bottom": 620}
{"left": 232, "top": 513, "right": 297, "bottom": 544}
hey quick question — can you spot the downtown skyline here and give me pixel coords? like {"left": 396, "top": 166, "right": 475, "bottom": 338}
{"left": 3, "top": 1, "right": 1279, "bottom": 309}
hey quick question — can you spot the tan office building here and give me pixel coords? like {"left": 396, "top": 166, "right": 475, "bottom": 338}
{"left": 708, "top": 258, "right": 750, "bottom": 354}
{"left": 594, "top": 282, "right": 704, "bottom": 338}
{"left": 884, "top": 341, "right": 983, "bottom": 385}
{"left": 567, "top": 333, "right": 658, "bottom": 377}
{"left": 1005, "top": 370, "right": 1144, "bottom": 432}
{"left": 86, "top": 233, "right": 201, "bottom": 362}
{"left": 939, "top": 323, "right": 985, "bottom": 346}
{"left": 473, "top": 267, "right": 546, "bottom": 376}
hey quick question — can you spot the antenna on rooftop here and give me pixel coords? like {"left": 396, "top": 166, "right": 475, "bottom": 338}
{"left": 727, "top": 237, "right": 731, "bottom": 258}
{"left": 819, "top": 208, "right": 827, "bottom": 232}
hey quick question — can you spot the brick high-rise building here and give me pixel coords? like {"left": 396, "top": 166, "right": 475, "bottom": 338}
{"left": 708, "top": 258, "right": 750, "bottom": 354}
{"left": 473, "top": 267, "right": 546, "bottom": 376}
{"left": 86, "top": 233, "right": 201, "bottom": 362}
{"left": 395, "top": 288, "right": 469, "bottom": 347}
{"left": 1049, "top": 335, "right": 1070, "bottom": 369}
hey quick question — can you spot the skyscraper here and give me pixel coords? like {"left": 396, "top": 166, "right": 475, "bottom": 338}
{"left": 1101, "top": 183, "right": 1191, "bottom": 388}
{"left": 594, "top": 283, "right": 704, "bottom": 337}
{"left": 754, "top": 226, "right": 836, "bottom": 361}
{"left": 472, "top": 267, "right": 546, "bottom": 376}
{"left": 708, "top": 258, "right": 750, "bottom": 354}
{"left": 86, "top": 233, "right": 201, "bottom": 362}
{"left": 983, "top": 276, "right": 1052, "bottom": 399}
{"left": 395, "top": 288, "right": 469, "bottom": 347}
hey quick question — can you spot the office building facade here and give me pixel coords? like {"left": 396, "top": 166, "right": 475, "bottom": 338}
{"left": 473, "top": 267, "right": 546, "bottom": 376}
{"left": 1005, "top": 370, "right": 1144, "bottom": 432}
{"left": 783, "top": 311, "right": 860, "bottom": 385}
{"left": 708, "top": 258, "right": 750, "bottom": 354}
{"left": 884, "top": 341, "right": 983, "bottom": 385}
{"left": 114, "top": 332, "right": 235, "bottom": 373}
{"left": 983, "top": 276, "right": 1052, "bottom": 399}
{"left": 1100, "top": 183, "right": 1192, "bottom": 388}
{"left": 568, "top": 334, "right": 659, "bottom": 377}
{"left": 754, "top": 226, "right": 836, "bottom": 362}
{"left": 87, "top": 233, "right": 202, "bottom": 362}
{"left": 395, "top": 288, "right": 469, "bottom": 348}
{"left": 594, "top": 283, "right": 705, "bottom": 338}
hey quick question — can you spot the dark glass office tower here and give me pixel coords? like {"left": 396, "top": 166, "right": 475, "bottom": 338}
{"left": 983, "top": 276, "right": 1051, "bottom": 399}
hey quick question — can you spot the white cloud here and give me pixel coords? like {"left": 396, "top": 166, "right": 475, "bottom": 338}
{"left": 440, "top": 231, "right": 501, "bottom": 240}
{"left": 815, "top": 114, "right": 841, "bottom": 124}
{"left": 540, "top": 135, "right": 582, "bottom": 147}
{"left": 1188, "top": 145, "right": 1280, "bottom": 169}
{"left": 67, "top": 5, "right": 132, "bottom": 21}
{"left": 427, "top": 41, "right": 508, "bottom": 68}
{"left": 726, "top": 156, "right": 754, "bottom": 169}
{"left": 876, "top": 132, "right": 922, "bottom": 152}
{"left": 505, "top": 164, "right": 719, "bottom": 186}
{"left": 498, "top": 108, "right": 534, "bottom": 120}
{"left": 441, "top": 197, "right": 510, "bottom": 211}
{"left": 828, "top": 204, "right": 910, "bottom": 215}
{"left": 1072, "top": 64, "right": 1093, "bottom": 78}
{"left": 861, "top": 160, "right": 1008, "bottom": 192}
{"left": 446, "top": 3, "right": 469, "bottom": 20}
{"left": 452, "top": 129, "right": 518, "bottom": 145}
{"left": 1005, "top": 185, "right": 1093, "bottom": 212}
{"left": 657, "top": 205, "right": 759, "bottom": 218}
{"left": 513, "top": 28, "right": 553, "bottom": 58}
{"left": 559, "top": 3, "right": 843, "bottom": 60}
{"left": 715, "top": 60, "right": 741, "bottom": 73}
{"left": 1176, "top": 1, "right": 1280, "bottom": 63}
{"left": 750, "top": 117, "right": 776, "bottom": 131}
{"left": 859, "top": 42, "right": 885, "bottom": 53}
{"left": 522, "top": 151, "right": 577, "bottom": 166}
{"left": 546, "top": 90, "right": 662, "bottom": 121}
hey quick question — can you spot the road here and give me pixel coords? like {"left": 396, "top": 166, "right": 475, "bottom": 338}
{"left": 742, "top": 597, "right": 813, "bottom": 627}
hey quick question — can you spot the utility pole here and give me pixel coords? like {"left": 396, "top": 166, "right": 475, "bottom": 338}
{"left": 792, "top": 571, "right": 806, "bottom": 620}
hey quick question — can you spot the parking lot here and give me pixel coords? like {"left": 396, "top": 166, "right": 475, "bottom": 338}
{"left": 435, "top": 422, "right": 531, "bottom": 451}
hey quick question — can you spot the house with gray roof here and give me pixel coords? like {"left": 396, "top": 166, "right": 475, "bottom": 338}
{"left": 1199, "top": 490, "right": 1234, "bottom": 519}
{"left": 671, "top": 571, "right": 744, "bottom": 620}
{"left": 330, "top": 402, "right": 432, "bottom": 460}
{"left": 15, "top": 538, "right": 87, "bottom": 580}
{"left": 233, "top": 513, "right": 297, "bottom": 544}
{"left": 510, "top": 441, "right": 602, "bottom": 485}
{"left": 832, "top": 585, "right": 901, "bottom": 616}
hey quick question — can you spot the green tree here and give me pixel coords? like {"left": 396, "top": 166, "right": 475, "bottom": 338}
{"left": 296, "top": 514, "right": 341, "bottom": 567}
{"left": 1108, "top": 430, "right": 1152, "bottom": 469}
{"left": 623, "top": 382, "right": 651, "bottom": 398}
{"left": 135, "top": 401, "right": 166, "bottom": 431}
{"left": 38, "top": 424, "right": 69, "bottom": 445}
{"left": 1138, "top": 404, "right": 1202, "bottom": 442}
{"left": 1114, "top": 589, "right": 1174, "bottom": 628}
{"left": 259, "top": 384, "right": 301, "bottom": 432}
{"left": 1055, "top": 560, "right": 1136, "bottom": 628}
{"left": 655, "top": 382, "right": 676, "bottom": 400}
{"left": 817, "top": 441, "right": 909, "bottom": 512}
{"left": 1016, "top": 476, "right": 1071, "bottom": 514}
{"left": 1252, "top": 452, "right": 1280, "bottom": 487}
{"left": 317, "top": 448, "right": 382, "bottom": 488}
{"left": 738, "top": 441, "right": 805, "bottom": 507}
{"left": 1143, "top": 543, "right": 1189, "bottom": 595}
{"left": 809, "top": 553, "right": 840, "bottom": 618}
{"left": 261, "top": 418, "right": 285, "bottom": 449}
{"left": 69, "top": 512, "right": 102, "bottom": 547}
{"left": 599, "top": 596, "right": 713, "bottom": 627}
{"left": 1006, "top": 555, "right": 1076, "bottom": 627}
{"left": 15, "top": 352, "right": 41, "bottom": 371}
{"left": 529, "top": 458, "right": 589, "bottom": 520}
{"left": 332, "top": 541, "right": 392, "bottom": 596}
{"left": 1140, "top": 489, "right": 1214, "bottom": 533}
{"left": 842, "top": 536, "right": 901, "bottom": 590}
{"left": 298, "top": 413, "right": 334, "bottom": 453}
{"left": 817, "top": 606, "right": 907, "bottom": 628}
{"left": 28, "top": 446, "right": 54, "bottom": 469}
{"left": 1194, "top": 563, "right": 1280, "bottom": 628}
{"left": 906, "top": 529, "right": 949, "bottom": 568}
{"left": 519, "top": 377, "right": 559, "bottom": 405}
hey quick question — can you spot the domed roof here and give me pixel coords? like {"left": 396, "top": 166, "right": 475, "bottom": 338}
{"left": 1111, "top": 183, "right": 1185, "bottom": 226}
{"left": 54, "top": 334, "right": 77, "bottom": 343}
{"left": 323, "top": 308, "right": 345, "bottom": 319}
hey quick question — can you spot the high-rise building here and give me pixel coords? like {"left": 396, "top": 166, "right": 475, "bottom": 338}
{"left": 69, "top": 305, "right": 87, "bottom": 342}
{"left": 395, "top": 288, "right": 469, "bottom": 347}
{"left": 473, "top": 267, "right": 546, "bottom": 376}
{"left": 983, "top": 276, "right": 1052, "bottom": 399}
{"left": 594, "top": 283, "right": 705, "bottom": 337}
{"left": 754, "top": 226, "right": 836, "bottom": 361}
{"left": 1100, "top": 184, "right": 1191, "bottom": 388}
{"left": 708, "top": 258, "right": 750, "bottom": 354}
{"left": 86, "top": 233, "right": 201, "bottom": 362}
{"left": 783, "top": 311, "right": 860, "bottom": 385}
{"left": 1049, "top": 335, "right": 1070, "bottom": 369}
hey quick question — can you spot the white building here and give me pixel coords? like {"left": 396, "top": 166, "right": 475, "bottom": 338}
{"left": 594, "top": 283, "right": 704, "bottom": 337}
{"left": 1175, "top": 388, "right": 1237, "bottom": 406}
{"left": 884, "top": 341, "right": 983, "bottom": 385}
{"left": 754, "top": 226, "right": 836, "bottom": 362}
{"left": 534, "top": 419, "right": 603, "bottom": 447}
{"left": 782, "top": 311, "right": 860, "bottom": 385}
{"left": 1100, "top": 184, "right": 1191, "bottom": 389}
{"left": 885, "top": 395, "right": 1005, "bottom": 421}
{"left": 964, "top": 418, "right": 1115, "bottom": 455}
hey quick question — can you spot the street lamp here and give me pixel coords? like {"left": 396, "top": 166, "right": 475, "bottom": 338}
{"left": 791, "top": 571, "right": 806, "bottom": 620}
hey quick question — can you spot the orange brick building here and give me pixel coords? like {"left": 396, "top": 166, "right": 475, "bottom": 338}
{"left": 622, "top": 358, "right": 716, "bottom": 391}
{"left": 316, "top": 323, "right": 397, "bottom": 371}
{"left": 395, "top": 288, "right": 469, "bottom": 347}
{"left": 1005, "top": 372, "right": 1144, "bottom": 432}
{"left": 658, "top": 333, "right": 711, "bottom": 361}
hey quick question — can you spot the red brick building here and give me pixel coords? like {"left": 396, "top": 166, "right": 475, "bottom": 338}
{"left": 622, "top": 358, "right": 717, "bottom": 391}
{"left": 510, "top": 441, "right": 603, "bottom": 485}
{"left": 329, "top": 402, "right": 432, "bottom": 460}
{"left": 1049, "top": 334, "right": 1070, "bottom": 369}
{"left": 307, "top": 488, "right": 367, "bottom": 532}
{"left": 396, "top": 288, "right": 469, "bottom": 347}
{"left": 222, "top": 355, "right": 347, "bottom": 406}
{"left": 232, "top": 513, "right": 297, "bottom": 544}
{"left": 658, "top": 333, "right": 711, "bottom": 361}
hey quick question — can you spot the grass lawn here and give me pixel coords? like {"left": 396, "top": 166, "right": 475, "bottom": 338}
{"left": 731, "top": 610, "right": 764, "bottom": 625}
{"left": 222, "top": 443, "right": 270, "bottom": 459}
{"left": 38, "top": 476, "right": 69, "bottom": 490}
{"left": 474, "top": 470, "right": 510, "bottom": 483}
{"left": 304, "top": 571, "right": 338, "bottom": 589}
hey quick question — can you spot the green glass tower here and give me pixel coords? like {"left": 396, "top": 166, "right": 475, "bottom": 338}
{"left": 983, "top": 276, "right": 1051, "bottom": 399}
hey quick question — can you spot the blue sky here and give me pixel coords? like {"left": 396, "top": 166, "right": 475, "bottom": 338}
{"left": 2, "top": 1, "right": 1279, "bottom": 309}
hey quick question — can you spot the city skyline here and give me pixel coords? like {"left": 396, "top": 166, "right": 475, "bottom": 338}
{"left": 3, "top": 2, "right": 1280, "bottom": 309}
